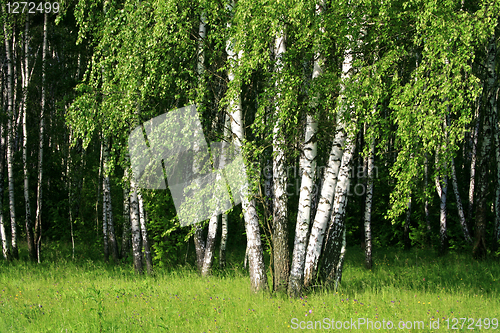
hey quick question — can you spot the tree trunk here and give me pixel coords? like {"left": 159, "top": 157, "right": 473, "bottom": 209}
{"left": 0, "top": 120, "right": 9, "bottom": 260}
{"left": 474, "top": 37, "right": 496, "bottom": 258}
{"left": 130, "top": 176, "right": 143, "bottom": 273}
{"left": 226, "top": 7, "right": 268, "bottom": 292}
{"left": 103, "top": 139, "right": 119, "bottom": 263}
{"left": 363, "top": 138, "right": 375, "bottom": 269}
{"left": 34, "top": 13, "right": 48, "bottom": 263}
{"left": 303, "top": 127, "right": 346, "bottom": 288}
{"left": 468, "top": 101, "right": 481, "bottom": 225}
{"left": 288, "top": 114, "right": 317, "bottom": 296}
{"left": 219, "top": 213, "right": 228, "bottom": 269}
{"left": 494, "top": 96, "right": 500, "bottom": 247}
{"left": 451, "top": 156, "right": 472, "bottom": 243}
{"left": 424, "top": 153, "right": 431, "bottom": 244}
{"left": 272, "top": 30, "right": 289, "bottom": 293}
{"left": 319, "top": 134, "right": 356, "bottom": 285}
{"left": 404, "top": 195, "right": 412, "bottom": 251}
{"left": 4, "top": 19, "right": 18, "bottom": 259}
{"left": 201, "top": 213, "right": 218, "bottom": 277}
{"left": 435, "top": 152, "right": 448, "bottom": 255}
{"left": 138, "top": 191, "right": 153, "bottom": 274}
{"left": 21, "top": 16, "right": 36, "bottom": 262}
{"left": 288, "top": 0, "right": 324, "bottom": 295}
{"left": 121, "top": 185, "right": 131, "bottom": 260}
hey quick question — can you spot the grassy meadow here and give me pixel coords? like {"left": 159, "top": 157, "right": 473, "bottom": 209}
{"left": 0, "top": 244, "right": 498, "bottom": 332}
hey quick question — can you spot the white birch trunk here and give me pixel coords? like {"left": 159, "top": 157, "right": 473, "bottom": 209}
{"left": 21, "top": 16, "right": 36, "bottom": 261}
{"left": 201, "top": 213, "right": 218, "bottom": 277}
{"left": 363, "top": 138, "right": 375, "bottom": 269}
{"left": 138, "top": 191, "right": 153, "bottom": 274}
{"left": 435, "top": 152, "right": 448, "bottom": 254}
{"left": 424, "top": 153, "right": 431, "bottom": 240}
{"left": 219, "top": 213, "right": 228, "bottom": 269}
{"left": 130, "top": 176, "right": 143, "bottom": 273}
{"left": 288, "top": 1, "right": 324, "bottom": 295}
{"left": 272, "top": 30, "right": 289, "bottom": 292}
{"left": 468, "top": 105, "right": 480, "bottom": 223}
{"left": 192, "top": 13, "right": 208, "bottom": 273}
{"left": 4, "top": 20, "right": 18, "bottom": 259}
{"left": 121, "top": 185, "right": 131, "bottom": 259}
{"left": 451, "top": 156, "right": 471, "bottom": 243}
{"left": 303, "top": 127, "right": 346, "bottom": 288}
{"left": 320, "top": 135, "right": 355, "bottom": 283}
{"left": 102, "top": 162, "right": 109, "bottom": 262}
{"left": 34, "top": 13, "right": 48, "bottom": 263}
{"left": 102, "top": 139, "right": 118, "bottom": 263}
{"left": 226, "top": 11, "right": 268, "bottom": 290}
{"left": 303, "top": 37, "right": 354, "bottom": 287}
{"left": 288, "top": 114, "right": 317, "bottom": 296}
{"left": 0, "top": 123, "right": 8, "bottom": 260}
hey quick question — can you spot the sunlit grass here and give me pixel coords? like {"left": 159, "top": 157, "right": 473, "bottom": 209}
{"left": 0, "top": 246, "right": 498, "bottom": 332}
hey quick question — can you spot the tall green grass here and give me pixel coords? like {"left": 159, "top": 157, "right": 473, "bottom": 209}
{"left": 0, "top": 245, "right": 498, "bottom": 332}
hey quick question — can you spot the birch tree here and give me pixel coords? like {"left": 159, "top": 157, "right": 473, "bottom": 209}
{"left": 288, "top": 0, "right": 323, "bottom": 297}
{"left": 34, "top": 13, "right": 48, "bottom": 263}
{"left": 226, "top": 1, "right": 268, "bottom": 291}
{"left": 272, "top": 28, "right": 289, "bottom": 292}
{"left": 3, "top": 18, "right": 18, "bottom": 259}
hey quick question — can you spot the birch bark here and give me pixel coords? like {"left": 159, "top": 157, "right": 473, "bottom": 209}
{"left": 226, "top": 6, "right": 268, "bottom": 290}
{"left": 303, "top": 126, "right": 345, "bottom": 288}
{"left": 363, "top": 138, "right": 375, "bottom": 269}
{"left": 21, "top": 16, "right": 36, "bottom": 261}
{"left": 272, "top": 30, "right": 289, "bottom": 292}
{"left": 0, "top": 121, "right": 8, "bottom": 260}
{"left": 130, "top": 176, "right": 143, "bottom": 273}
{"left": 4, "top": 19, "right": 18, "bottom": 259}
{"left": 34, "top": 13, "right": 48, "bottom": 263}
{"left": 138, "top": 191, "right": 153, "bottom": 274}
{"left": 121, "top": 185, "right": 131, "bottom": 260}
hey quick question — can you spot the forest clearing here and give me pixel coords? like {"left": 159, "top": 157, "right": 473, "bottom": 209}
{"left": 0, "top": 245, "right": 499, "bottom": 332}
{"left": 1, "top": 0, "right": 500, "bottom": 331}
